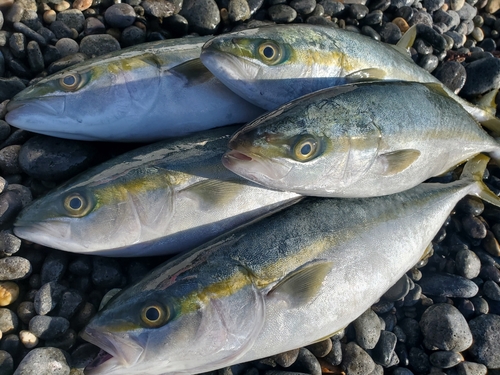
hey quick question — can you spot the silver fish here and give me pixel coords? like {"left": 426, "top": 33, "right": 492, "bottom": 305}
{"left": 5, "top": 37, "right": 264, "bottom": 142}
{"left": 200, "top": 24, "right": 500, "bottom": 132}
{"left": 13, "top": 126, "right": 301, "bottom": 256}
{"left": 82, "top": 154, "right": 499, "bottom": 375}
{"left": 223, "top": 81, "right": 500, "bottom": 197}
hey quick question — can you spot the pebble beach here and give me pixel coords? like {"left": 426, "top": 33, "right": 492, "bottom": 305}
{"left": 0, "top": 0, "right": 500, "bottom": 373}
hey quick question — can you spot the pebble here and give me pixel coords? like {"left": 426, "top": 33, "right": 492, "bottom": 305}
{"left": 55, "top": 37, "right": 79, "bottom": 57}
{"left": 418, "top": 272, "right": 479, "bottom": 298}
{"left": 141, "top": 0, "right": 175, "bottom": 17}
{"left": 482, "top": 280, "right": 500, "bottom": 300}
{"left": 353, "top": 308, "right": 381, "bottom": 350}
{"left": 468, "top": 314, "right": 500, "bottom": 368}
{"left": 28, "top": 315, "right": 69, "bottom": 340}
{"left": 482, "top": 230, "right": 500, "bottom": 256}
{"left": 0, "top": 282, "right": 18, "bottom": 306}
{"left": 272, "top": 349, "right": 300, "bottom": 367}
{"left": 49, "top": 20, "right": 74, "bottom": 40}
{"left": 290, "top": 0, "right": 315, "bottom": 15}
{"left": 34, "top": 281, "right": 67, "bottom": 315}
{"left": 372, "top": 330, "right": 397, "bottom": 367}
{"left": 419, "top": 303, "right": 473, "bottom": 352}
{"left": 305, "top": 339, "right": 332, "bottom": 358}
{"left": 461, "top": 57, "right": 500, "bottom": 96}
{"left": 429, "top": 351, "right": 464, "bottom": 368}
{"left": 70, "top": 343, "right": 100, "bottom": 371}
{"left": 56, "top": 9, "right": 85, "bottom": 32}
{"left": 180, "top": 0, "right": 220, "bottom": 35}
{"left": 91, "top": 257, "right": 123, "bottom": 288}
{"left": 455, "top": 249, "right": 481, "bottom": 279}
{"left": 0, "top": 257, "right": 31, "bottom": 280}
{"left": 18, "top": 330, "right": 38, "bottom": 349}
{"left": 0, "top": 350, "right": 13, "bottom": 375}
{"left": 0, "top": 308, "right": 17, "bottom": 334}
{"left": 419, "top": 54, "right": 439, "bottom": 72}
{"left": 378, "top": 22, "right": 402, "bottom": 44}
{"left": 14, "top": 347, "right": 70, "bottom": 375}
{"left": 268, "top": 4, "right": 297, "bottom": 22}
{"left": 73, "top": 0, "right": 93, "bottom": 10}
{"left": 456, "top": 361, "right": 488, "bottom": 375}
{"left": 291, "top": 348, "right": 321, "bottom": 375}
{"left": 16, "top": 301, "right": 35, "bottom": 325}
{"left": 341, "top": 342, "right": 376, "bottom": 375}
{"left": 26, "top": 40, "right": 44, "bottom": 73}
{"left": 0, "top": 77, "right": 25, "bottom": 102}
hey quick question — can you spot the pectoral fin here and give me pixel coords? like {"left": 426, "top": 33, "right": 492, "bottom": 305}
{"left": 391, "top": 24, "right": 417, "bottom": 60}
{"left": 373, "top": 149, "right": 421, "bottom": 176}
{"left": 269, "top": 261, "right": 333, "bottom": 308}
{"left": 180, "top": 178, "right": 244, "bottom": 207}
{"left": 170, "top": 58, "right": 214, "bottom": 86}
{"left": 345, "top": 68, "right": 387, "bottom": 82}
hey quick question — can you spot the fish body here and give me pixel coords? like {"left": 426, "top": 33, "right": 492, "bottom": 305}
{"left": 82, "top": 155, "right": 497, "bottom": 375}
{"left": 200, "top": 24, "right": 499, "bottom": 128}
{"left": 13, "top": 126, "right": 301, "bottom": 256}
{"left": 5, "top": 37, "right": 264, "bottom": 142}
{"left": 223, "top": 81, "right": 500, "bottom": 197}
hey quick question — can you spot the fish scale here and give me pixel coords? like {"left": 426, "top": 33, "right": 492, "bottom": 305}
{"left": 81, "top": 155, "right": 499, "bottom": 375}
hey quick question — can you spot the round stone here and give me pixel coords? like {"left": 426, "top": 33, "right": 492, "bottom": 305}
{"left": 342, "top": 342, "right": 376, "bottom": 375}
{"left": 55, "top": 38, "right": 80, "bottom": 57}
{"left": 73, "top": 0, "right": 93, "bottom": 10}
{"left": 15, "top": 347, "right": 70, "bottom": 375}
{"left": 483, "top": 280, "right": 500, "bottom": 301}
{"left": 228, "top": 0, "right": 251, "bottom": 22}
{"left": 104, "top": 3, "right": 137, "bottom": 27}
{"left": 272, "top": 348, "right": 300, "bottom": 367}
{"left": 17, "top": 301, "right": 36, "bottom": 324}
{"left": 29, "top": 315, "right": 70, "bottom": 340}
{"left": 306, "top": 339, "right": 332, "bottom": 358}
{"left": 418, "top": 272, "right": 479, "bottom": 298}
{"left": 0, "top": 145, "right": 21, "bottom": 175}
{"left": 353, "top": 308, "right": 382, "bottom": 350}
{"left": 419, "top": 303, "right": 473, "bottom": 352}
{"left": 290, "top": 0, "right": 315, "bottom": 15}
{"left": 180, "top": 0, "right": 220, "bottom": 35}
{"left": 0, "top": 282, "right": 19, "bottom": 306}
{"left": 268, "top": 4, "right": 297, "bottom": 22}
{"left": 372, "top": 330, "right": 397, "bottom": 367}
{"left": 34, "top": 281, "right": 67, "bottom": 315}
{"left": 0, "top": 350, "right": 13, "bottom": 375}
{"left": 461, "top": 57, "right": 500, "bottom": 96}
{"left": 455, "top": 249, "right": 481, "bottom": 279}
{"left": 92, "top": 258, "right": 123, "bottom": 288}
{"left": 56, "top": 9, "right": 85, "bottom": 31}
{"left": 19, "top": 330, "right": 39, "bottom": 349}
{"left": 468, "top": 314, "right": 500, "bottom": 368}
{"left": 0, "top": 257, "right": 31, "bottom": 280}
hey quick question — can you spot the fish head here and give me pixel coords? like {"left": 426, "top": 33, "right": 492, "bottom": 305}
{"left": 201, "top": 25, "right": 345, "bottom": 110}
{"left": 14, "top": 166, "right": 175, "bottom": 255}
{"left": 5, "top": 52, "right": 159, "bottom": 140}
{"left": 83, "top": 257, "right": 265, "bottom": 375}
{"left": 223, "top": 87, "right": 382, "bottom": 195}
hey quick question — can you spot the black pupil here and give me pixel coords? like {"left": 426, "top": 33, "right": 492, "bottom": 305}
{"left": 263, "top": 46, "right": 274, "bottom": 59}
{"left": 301, "top": 143, "right": 312, "bottom": 156}
{"left": 63, "top": 75, "right": 76, "bottom": 86}
{"left": 146, "top": 307, "right": 160, "bottom": 321}
{"left": 69, "top": 197, "right": 83, "bottom": 210}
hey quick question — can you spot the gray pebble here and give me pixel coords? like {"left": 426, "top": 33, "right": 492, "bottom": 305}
{"left": 408, "top": 347, "right": 431, "bottom": 374}
{"left": 383, "top": 274, "right": 411, "bottom": 301}
{"left": 353, "top": 308, "right": 381, "bottom": 350}
{"left": 450, "top": 0, "right": 465, "bottom": 9}
{"left": 16, "top": 301, "right": 35, "bottom": 325}
{"left": 470, "top": 296, "right": 489, "bottom": 315}
{"left": 56, "top": 9, "right": 85, "bottom": 32}
{"left": 0, "top": 77, "right": 25, "bottom": 102}
{"left": 272, "top": 348, "right": 299, "bottom": 367}
{"left": 121, "top": 25, "right": 146, "bottom": 46}
{"left": 457, "top": 196, "right": 484, "bottom": 216}
{"left": 163, "top": 14, "right": 189, "bottom": 36}
{"left": 0, "top": 334, "right": 20, "bottom": 359}
{"left": 378, "top": 22, "right": 401, "bottom": 44}
{"left": 457, "top": 1, "right": 476, "bottom": 19}
{"left": 403, "top": 284, "right": 422, "bottom": 306}
{"left": 228, "top": 0, "right": 251, "bottom": 22}
{"left": 0, "top": 350, "right": 13, "bottom": 375}
{"left": 34, "top": 282, "right": 67, "bottom": 315}
{"left": 348, "top": 4, "right": 369, "bottom": 19}
{"left": 43, "top": 45, "right": 62, "bottom": 67}
{"left": 319, "top": 0, "right": 344, "bottom": 16}
{"left": 456, "top": 361, "right": 487, "bottom": 375}
{"left": 180, "top": 0, "right": 220, "bottom": 35}
{"left": 0, "top": 308, "right": 17, "bottom": 334}
{"left": 398, "top": 318, "right": 421, "bottom": 347}
{"left": 79, "top": 34, "right": 121, "bottom": 57}
{"left": 482, "top": 230, "right": 500, "bottom": 257}
{"left": 13, "top": 347, "right": 70, "bottom": 375}
{"left": 0, "top": 232, "right": 21, "bottom": 257}
{"left": 305, "top": 339, "right": 332, "bottom": 358}
{"left": 70, "top": 343, "right": 100, "bottom": 370}
{"left": 323, "top": 337, "right": 342, "bottom": 366}
{"left": 141, "top": 0, "right": 175, "bottom": 17}
{"left": 423, "top": 0, "right": 444, "bottom": 12}
{"left": 53, "top": 290, "right": 83, "bottom": 320}
{"left": 12, "top": 22, "right": 46, "bottom": 47}
{"left": 68, "top": 257, "right": 92, "bottom": 276}
{"left": 71, "top": 302, "right": 96, "bottom": 331}
{"left": 480, "top": 264, "right": 500, "bottom": 283}
{"left": 462, "top": 215, "right": 487, "bottom": 239}
{"left": 55, "top": 38, "right": 79, "bottom": 57}
{"left": 372, "top": 330, "right": 397, "bottom": 367}
{"left": 268, "top": 4, "right": 297, "bottom": 22}
{"left": 468, "top": 314, "right": 500, "bottom": 368}
{"left": 290, "top": 0, "right": 315, "bottom": 15}
{"left": 19, "top": 135, "right": 99, "bottom": 182}
{"left": 91, "top": 257, "right": 123, "bottom": 288}
{"left": 461, "top": 57, "right": 500, "bottom": 96}
{"left": 392, "top": 368, "right": 414, "bottom": 375}
{"left": 26, "top": 41, "right": 44, "bottom": 73}
{"left": 5, "top": 3, "right": 24, "bottom": 24}
{"left": 84, "top": 17, "right": 106, "bottom": 35}
{"left": 429, "top": 351, "right": 464, "bottom": 368}
{"left": 291, "top": 348, "right": 321, "bottom": 375}
{"left": 0, "top": 257, "right": 31, "bottom": 280}
{"left": 455, "top": 249, "right": 481, "bottom": 279}
{"left": 418, "top": 272, "right": 479, "bottom": 298}
{"left": 105, "top": 3, "right": 137, "bottom": 27}
{"left": 419, "top": 54, "right": 439, "bottom": 72}
{"left": 419, "top": 303, "right": 472, "bottom": 352}
{"left": 483, "top": 280, "right": 500, "bottom": 301}
{"left": 49, "top": 20, "right": 73, "bottom": 39}
{"left": 0, "top": 145, "right": 21, "bottom": 175}
{"left": 28, "top": 315, "right": 69, "bottom": 340}
{"left": 41, "top": 252, "right": 69, "bottom": 284}
{"left": 342, "top": 342, "right": 375, "bottom": 375}
{"left": 8, "top": 33, "right": 26, "bottom": 60}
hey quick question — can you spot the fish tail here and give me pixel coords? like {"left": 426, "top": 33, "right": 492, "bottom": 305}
{"left": 461, "top": 154, "right": 500, "bottom": 208}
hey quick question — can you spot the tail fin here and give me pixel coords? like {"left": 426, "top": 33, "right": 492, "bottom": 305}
{"left": 461, "top": 154, "right": 500, "bottom": 207}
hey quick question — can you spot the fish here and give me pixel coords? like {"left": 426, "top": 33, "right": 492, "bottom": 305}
{"left": 223, "top": 81, "right": 500, "bottom": 197}
{"left": 200, "top": 24, "right": 500, "bottom": 133}
{"left": 5, "top": 37, "right": 264, "bottom": 142}
{"left": 13, "top": 126, "right": 301, "bottom": 256}
{"left": 81, "top": 154, "right": 500, "bottom": 375}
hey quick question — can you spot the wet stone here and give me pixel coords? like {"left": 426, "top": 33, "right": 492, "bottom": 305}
{"left": 56, "top": 9, "right": 85, "bottom": 31}
{"left": 482, "top": 230, "right": 500, "bottom": 257}
{"left": 414, "top": 38, "right": 433, "bottom": 55}
{"left": 418, "top": 272, "right": 479, "bottom": 298}
{"left": 403, "top": 284, "right": 422, "bottom": 306}
{"left": 34, "top": 282, "right": 67, "bottom": 315}
{"left": 55, "top": 38, "right": 79, "bottom": 57}
{"left": 419, "top": 54, "right": 439, "bottom": 72}
{"left": 457, "top": 196, "right": 484, "bottom": 216}
{"left": 341, "top": 342, "right": 375, "bottom": 375}
{"left": 455, "top": 249, "right": 481, "bottom": 279}
{"left": 480, "top": 264, "right": 500, "bottom": 283}
{"left": 468, "top": 314, "right": 500, "bottom": 368}
{"left": 305, "top": 339, "right": 332, "bottom": 358}
{"left": 141, "top": 0, "right": 174, "bottom": 17}
{"left": 0, "top": 257, "right": 31, "bottom": 280}
{"left": 462, "top": 215, "right": 487, "bottom": 239}
{"left": 49, "top": 20, "right": 74, "bottom": 39}
{"left": 419, "top": 303, "right": 473, "bottom": 352}
{"left": 456, "top": 361, "right": 487, "bottom": 375}
{"left": 372, "top": 330, "right": 397, "bottom": 367}
{"left": 0, "top": 308, "right": 17, "bottom": 334}
{"left": 180, "top": 0, "right": 220, "bottom": 35}
{"left": 0, "top": 77, "right": 25, "bottom": 102}
{"left": 362, "top": 11, "right": 383, "bottom": 26}
{"left": 268, "top": 4, "right": 297, "bottom": 22}
{"left": 0, "top": 350, "right": 13, "bottom": 375}
{"left": 319, "top": 0, "right": 344, "bottom": 16}
{"left": 163, "top": 14, "right": 188, "bottom": 36}
{"left": 348, "top": 4, "right": 369, "bottom": 19}
{"left": 290, "top": 0, "right": 315, "bottom": 15}
{"left": 416, "top": 23, "right": 447, "bottom": 51}
{"left": 353, "top": 308, "right": 381, "bottom": 350}
{"left": 429, "top": 351, "right": 464, "bottom": 368}
{"left": 104, "top": 3, "right": 137, "bottom": 27}
{"left": 377, "top": 22, "right": 401, "bottom": 44}
{"left": 461, "top": 57, "right": 500, "bottom": 96}
{"left": 29, "top": 315, "right": 69, "bottom": 340}
{"left": 228, "top": 0, "right": 251, "bottom": 22}
{"left": 14, "top": 347, "right": 70, "bottom": 375}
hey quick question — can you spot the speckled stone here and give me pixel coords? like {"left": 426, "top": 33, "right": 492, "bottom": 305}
{"left": 341, "top": 342, "right": 376, "bottom": 375}
{"left": 0, "top": 257, "right": 31, "bottom": 281}
{"left": 13, "top": 347, "right": 70, "bottom": 375}
{"left": 353, "top": 308, "right": 381, "bottom": 350}
{"left": 468, "top": 314, "right": 500, "bottom": 368}
{"left": 456, "top": 361, "right": 488, "bottom": 375}
{"left": 418, "top": 272, "right": 479, "bottom": 298}
{"left": 455, "top": 249, "right": 481, "bottom": 279}
{"left": 419, "top": 303, "right": 473, "bottom": 352}
{"left": 29, "top": 315, "right": 70, "bottom": 340}
{"left": 180, "top": 0, "right": 220, "bottom": 35}
{"left": 0, "top": 308, "right": 18, "bottom": 334}
{"left": 104, "top": 3, "right": 137, "bottom": 27}
{"left": 79, "top": 34, "right": 121, "bottom": 57}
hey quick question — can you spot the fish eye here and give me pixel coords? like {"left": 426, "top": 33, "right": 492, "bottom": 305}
{"left": 258, "top": 41, "right": 283, "bottom": 65}
{"left": 293, "top": 137, "right": 319, "bottom": 162}
{"left": 63, "top": 192, "right": 93, "bottom": 217}
{"left": 141, "top": 303, "right": 169, "bottom": 328}
{"left": 59, "top": 73, "right": 82, "bottom": 91}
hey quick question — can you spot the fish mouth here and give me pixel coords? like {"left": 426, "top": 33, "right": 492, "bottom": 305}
{"left": 82, "top": 327, "right": 144, "bottom": 374}
{"left": 222, "top": 149, "right": 292, "bottom": 181}
{"left": 7, "top": 96, "right": 63, "bottom": 117}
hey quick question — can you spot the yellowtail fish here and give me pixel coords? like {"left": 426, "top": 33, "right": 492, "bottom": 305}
{"left": 200, "top": 24, "right": 500, "bottom": 132}
{"left": 5, "top": 37, "right": 264, "bottom": 142}
{"left": 13, "top": 126, "right": 301, "bottom": 256}
{"left": 82, "top": 154, "right": 500, "bottom": 375}
{"left": 223, "top": 81, "right": 500, "bottom": 197}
